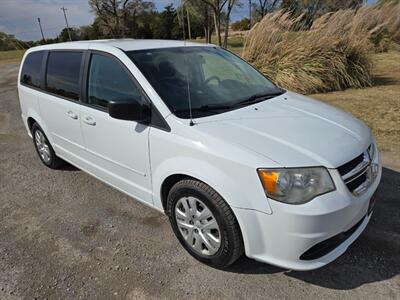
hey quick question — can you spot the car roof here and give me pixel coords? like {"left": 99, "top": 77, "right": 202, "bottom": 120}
{"left": 29, "top": 39, "right": 215, "bottom": 52}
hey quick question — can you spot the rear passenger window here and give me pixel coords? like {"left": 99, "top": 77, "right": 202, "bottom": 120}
{"left": 21, "top": 51, "right": 44, "bottom": 88}
{"left": 87, "top": 53, "right": 144, "bottom": 109}
{"left": 46, "top": 51, "right": 82, "bottom": 100}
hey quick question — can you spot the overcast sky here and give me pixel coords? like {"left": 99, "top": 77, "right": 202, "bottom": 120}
{"left": 0, "top": 0, "right": 376, "bottom": 41}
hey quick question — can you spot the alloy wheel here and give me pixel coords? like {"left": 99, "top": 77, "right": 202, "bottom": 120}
{"left": 34, "top": 130, "right": 51, "bottom": 163}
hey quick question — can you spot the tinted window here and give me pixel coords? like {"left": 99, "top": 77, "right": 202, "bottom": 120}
{"left": 88, "top": 53, "right": 144, "bottom": 109}
{"left": 21, "top": 51, "right": 44, "bottom": 88}
{"left": 46, "top": 51, "right": 82, "bottom": 100}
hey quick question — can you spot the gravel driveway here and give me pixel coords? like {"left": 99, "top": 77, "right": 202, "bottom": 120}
{"left": 0, "top": 63, "right": 399, "bottom": 299}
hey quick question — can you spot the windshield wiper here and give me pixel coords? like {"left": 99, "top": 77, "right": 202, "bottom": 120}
{"left": 234, "top": 90, "right": 285, "bottom": 107}
{"left": 174, "top": 89, "right": 285, "bottom": 114}
{"left": 174, "top": 103, "right": 233, "bottom": 113}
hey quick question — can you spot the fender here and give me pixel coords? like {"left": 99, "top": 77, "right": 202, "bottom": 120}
{"left": 25, "top": 108, "right": 55, "bottom": 146}
{"left": 152, "top": 156, "right": 273, "bottom": 214}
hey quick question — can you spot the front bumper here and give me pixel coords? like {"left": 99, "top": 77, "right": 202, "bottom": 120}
{"left": 233, "top": 152, "right": 382, "bottom": 271}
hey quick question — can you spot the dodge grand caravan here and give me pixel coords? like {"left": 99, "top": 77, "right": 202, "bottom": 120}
{"left": 18, "top": 40, "right": 381, "bottom": 270}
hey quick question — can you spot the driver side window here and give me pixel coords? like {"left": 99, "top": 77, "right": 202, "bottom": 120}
{"left": 88, "top": 53, "right": 143, "bottom": 109}
{"left": 201, "top": 52, "right": 249, "bottom": 86}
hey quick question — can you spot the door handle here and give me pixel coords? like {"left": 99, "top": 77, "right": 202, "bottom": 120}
{"left": 83, "top": 116, "right": 96, "bottom": 126}
{"left": 66, "top": 110, "right": 78, "bottom": 120}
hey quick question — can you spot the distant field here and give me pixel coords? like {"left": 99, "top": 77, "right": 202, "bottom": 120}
{"left": 0, "top": 49, "right": 25, "bottom": 65}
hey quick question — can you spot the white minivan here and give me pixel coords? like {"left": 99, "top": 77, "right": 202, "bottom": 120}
{"left": 18, "top": 39, "right": 381, "bottom": 270}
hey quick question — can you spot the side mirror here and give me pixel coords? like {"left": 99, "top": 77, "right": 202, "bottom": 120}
{"left": 108, "top": 99, "right": 151, "bottom": 123}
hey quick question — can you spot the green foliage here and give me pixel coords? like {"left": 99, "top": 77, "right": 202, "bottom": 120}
{"left": 58, "top": 27, "right": 81, "bottom": 42}
{"left": 152, "top": 5, "right": 182, "bottom": 39}
{"left": 0, "top": 32, "right": 24, "bottom": 51}
{"left": 231, "top": 18, "right": 250, "bottom": 31}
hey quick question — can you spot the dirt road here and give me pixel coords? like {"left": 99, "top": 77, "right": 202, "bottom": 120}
{"left": 0, "top": 63, "right": 399, "bottom": 299}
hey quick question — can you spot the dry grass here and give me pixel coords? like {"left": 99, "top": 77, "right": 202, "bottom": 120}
{"left": 311, "top": 51, "right": 400, "bottom": 162}
{"left": 243, "top": 12, "right": 373, "bottom": 94}
{"left": 311, "top": 3, "right": 400, "bottom": 50}
{"left": 242, "top": 3, "right": 400, "bottom": 94}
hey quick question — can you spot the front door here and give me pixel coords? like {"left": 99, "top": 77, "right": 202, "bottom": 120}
{"left": 79, "top": 51, "right": 152, "bottom": 205}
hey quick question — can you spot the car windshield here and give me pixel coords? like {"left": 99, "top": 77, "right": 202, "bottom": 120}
{"left": 126, "top": 46, "right": 284, "bottom": 118}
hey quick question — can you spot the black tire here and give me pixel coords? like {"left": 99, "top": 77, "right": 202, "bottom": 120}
{"left": 167, "top": 179, "right": 244, "bottom": 268}
{"left": 31, "top": 123, "right": 64, "bottom": 169}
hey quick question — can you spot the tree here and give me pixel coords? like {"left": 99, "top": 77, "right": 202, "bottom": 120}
{"left": 89, "top": 0, "right": 125, "bottom": 37}
{"left": 253, "top": 0, "right": 279, "bottom": 19}
{"left": 89, "top": 0, "right": 154, "bottom": 38}
{"left": 187, "top": 0, "right": 214, "bottom": 43}
{"left": 79, "top": 21, "right": 103, "bottom": 40}
{"left": 231, "top": 18, "right": 250, "bottom": 31}
{"left": 223, "top": 0, "right": 237, "bottom": 48}
{"left": 153, "top": 5, "right": 181, "bottom": 39}
{"left": 124, "top": 0, "right": 155, "bottom": 37}
{"left": 58, "top": 27, "right": 80, "bottom": 42}
{"left": 197, "top": 0, "right": 228, "bottom": 46}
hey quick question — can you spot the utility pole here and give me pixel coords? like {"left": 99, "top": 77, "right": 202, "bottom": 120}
{"left": 248, "top": 0, "right": 252, "bottom": 29}
{"left": 37, "top": 18, "right": 45, "bottom": 43}
{"left": 61, "top": 7, "right": 72, "bottom": 41}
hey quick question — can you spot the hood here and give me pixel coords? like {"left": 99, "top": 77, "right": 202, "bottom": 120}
{"left": 194, "top": 92, "right": 372, "bottom": 168}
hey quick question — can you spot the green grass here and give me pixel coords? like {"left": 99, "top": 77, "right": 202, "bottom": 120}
{"left": 0, "top": 50, "right": 25, "bottom": 65}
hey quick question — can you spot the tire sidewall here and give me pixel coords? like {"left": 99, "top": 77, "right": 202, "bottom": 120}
{"left": 31, "top": 124, "right": 56, "bottom": 167}
{"left": 167, "top": 181, "right": 236, "bottom": 268}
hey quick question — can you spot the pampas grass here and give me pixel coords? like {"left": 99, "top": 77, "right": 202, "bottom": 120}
{"left": 242, "top": 3, "right": 400, "bottom": 94}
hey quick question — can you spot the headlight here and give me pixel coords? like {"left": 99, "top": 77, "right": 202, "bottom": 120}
{"left": 368, "top": 143, "right": 376, "bottom": 161}
{"left": 257, "top": 167, "right": 335, "bottom": 204}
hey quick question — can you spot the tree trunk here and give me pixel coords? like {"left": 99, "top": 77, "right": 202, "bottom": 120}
{"left": 186, "top": 6, "right": 192, "bottom": 40}
{"left": 223, "top": 15, "right": 229, "bottom": 48}
{"left": 213, "top": 11, "right": 222, "bottom": 46}
{"left": 224, "top": 0, "right": 235, "bottom": 49}
{"left": 249, "top": 0, "right": 252, "bottom": 28}
{"left": 205, "top": 6, "right": 212, "bottom": 43}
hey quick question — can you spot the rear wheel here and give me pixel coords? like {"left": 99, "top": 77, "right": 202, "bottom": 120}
{"left": 167, "top": 179, "right": 244, "bottom": 268}
{"left": 31, "top": 123, "right": 64, "bottom": 169}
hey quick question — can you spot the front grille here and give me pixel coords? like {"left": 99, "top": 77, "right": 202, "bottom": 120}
{"left": 338, "top": 145, "right": 376, "bottom": 195}
{"left": 338, "top": 153, "right": 364, "bottom": 176}
{"left": 346, "top": 172, "right": 367, "bottom": 192}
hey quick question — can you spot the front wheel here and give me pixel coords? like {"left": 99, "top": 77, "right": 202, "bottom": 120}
{"left": 167, "top": 179, "right": 244, "bottom": 268}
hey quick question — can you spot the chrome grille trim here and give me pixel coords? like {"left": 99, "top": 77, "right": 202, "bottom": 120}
{"left": 338, "top": 144, "right": 377, "bottom": 196}
{"left": 342, "top": 150, "right": 370, "bottom": 182}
